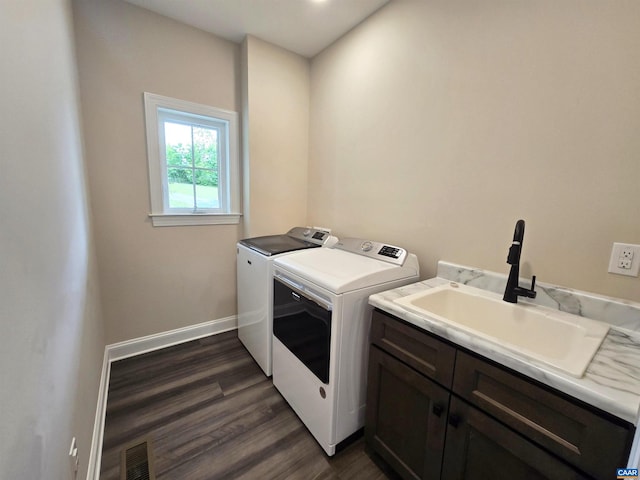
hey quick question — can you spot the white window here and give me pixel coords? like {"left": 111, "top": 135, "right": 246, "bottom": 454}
{"left": 144, "top": 92, "right": 241, "bottom": 226}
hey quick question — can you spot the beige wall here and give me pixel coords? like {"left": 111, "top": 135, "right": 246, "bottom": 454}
{"left": 309, "top": 0, "right": 640, "bottom": 302}
{"left": 242, "top": 36, "right": 310, "bottom": 238}
{"left": 68, "top": 0, "right": 640, "bottom": 350}
{"left": 0, "top": 0, "right": 104, "bottom": 478}
{"left": 73, "top": 0, "right": 242, "bottom": 343}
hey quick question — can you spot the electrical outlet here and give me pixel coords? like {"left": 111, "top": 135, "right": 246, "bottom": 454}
{"left": 619, "top": 257, "right": 633, "bottom": 269}
{"left": 608, "top": 243, "right": 640, "bottom": 277}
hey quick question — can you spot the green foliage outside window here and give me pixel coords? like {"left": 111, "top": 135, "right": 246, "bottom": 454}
{"left": 165, "top": 125, "right": 218, "bottom": 187}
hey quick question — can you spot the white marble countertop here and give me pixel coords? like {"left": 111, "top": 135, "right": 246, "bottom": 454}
{"left": 369, "top": 263, "right": 640, "bottom": 426}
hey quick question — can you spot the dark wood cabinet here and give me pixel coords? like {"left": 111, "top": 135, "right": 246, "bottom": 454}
{"left": 441, "top": 397, "right": 589, "bottom": 480}
{"left": 452, "top": 350, "right": 633, "bottom": 479}
{"left": 365, "top": 309, "right": 635, "bottom": 480}
{"left": 366, "top": 345, "right": 449, "bottom": 480}
{"left": 370, "top": 309, "right": 456, "bottom": 388}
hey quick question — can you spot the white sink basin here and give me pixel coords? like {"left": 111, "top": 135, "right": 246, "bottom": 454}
{"left": 394, "top": 282, "right": 609, "bottom": 377}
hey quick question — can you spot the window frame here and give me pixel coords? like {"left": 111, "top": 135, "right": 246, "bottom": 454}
{"left": 144, "top": 92, "right": 241, "bottom": 226}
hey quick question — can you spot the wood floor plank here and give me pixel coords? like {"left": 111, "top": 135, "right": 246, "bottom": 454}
{"left": 100, "top": 331, "right": 389, "bottom": 480}
{"left": 103, "top": 382, "right": 224, "bottom": 450}
{"left": 160, "top": 407, "right": 309, "bottom": 479}
{"left": 151, "top": 382, "right": 292, "bottom": 475}
{"left": 107, "top": 348, "right": 254, "bottom": 413}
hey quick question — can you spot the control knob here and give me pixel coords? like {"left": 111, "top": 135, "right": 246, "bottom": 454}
{"left": 361, "top": 241, "right": 373, "bottom": 252}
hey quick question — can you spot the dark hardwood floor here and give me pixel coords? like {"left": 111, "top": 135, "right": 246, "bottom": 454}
{"left": 100, "top": 330, "right": 390, "bottom": 479}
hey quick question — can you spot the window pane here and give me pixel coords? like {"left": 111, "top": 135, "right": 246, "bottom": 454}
{"left": 195, "top": 168, "right": 219, "bottom": 208}
{"left": 164, "top": 122, "right": 193, "bottom": 168}
{"left": 167, "top": 167, "right": 194, "bottom": 208}
{"left": 195, "top": 184, "right": 219, "bottom": 208}
{"left": 193, "top": 126, "right": 218, "bottom": 171}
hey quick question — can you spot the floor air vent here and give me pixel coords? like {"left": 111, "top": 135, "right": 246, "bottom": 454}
{"left": 121, "top": 438, "right": 156, "bottom": 480}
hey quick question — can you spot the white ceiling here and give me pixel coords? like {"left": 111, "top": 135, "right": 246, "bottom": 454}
{"left": 122, "top": 0, "right": 390, "bottom": 58}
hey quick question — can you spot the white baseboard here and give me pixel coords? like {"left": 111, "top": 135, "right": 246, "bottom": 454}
{"left": 85, "top": 315, "right": 238, "bottom": 480}
{"left": 85, "top": 349, "right": 111, "bottom": 480}
{"left": 108, "top": 315, "right": 238, "bottom": 362}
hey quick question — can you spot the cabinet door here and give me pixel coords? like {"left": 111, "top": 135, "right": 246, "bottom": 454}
{"left": 441, "top": 397, "right": 589, "bottom": 480}
{"left": 365, "top": 346, "right": 449, "bottom": 480}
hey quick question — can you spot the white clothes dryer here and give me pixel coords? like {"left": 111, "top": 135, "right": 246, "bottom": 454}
{"left": 271, "top": 238, "right": 419, "bottom": 455}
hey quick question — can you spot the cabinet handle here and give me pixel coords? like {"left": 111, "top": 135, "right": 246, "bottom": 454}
{"left": 448, "top": 414, "right": 461, "bottom": 428}
{"left": 432, "top": 404, "right": 444, "bottom": 417}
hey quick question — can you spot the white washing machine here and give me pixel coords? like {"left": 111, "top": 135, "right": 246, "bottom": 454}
{"left": 271, "top": 238, "right": 420, "bottom": 455}
{"left": 237, "top": 227, "right": 337, "bottom": 376}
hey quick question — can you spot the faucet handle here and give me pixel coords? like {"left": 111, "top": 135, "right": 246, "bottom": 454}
{"left": 530, "top": 275, "right": 536, "bottom": 291}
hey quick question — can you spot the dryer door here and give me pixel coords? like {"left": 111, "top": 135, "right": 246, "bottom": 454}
{"left": 273, "top": 278, "right": 332, "bottom": 384}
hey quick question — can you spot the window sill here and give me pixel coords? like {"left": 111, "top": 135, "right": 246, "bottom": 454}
{"left": 148, "top": 213, "right": 241, "bottom": 227}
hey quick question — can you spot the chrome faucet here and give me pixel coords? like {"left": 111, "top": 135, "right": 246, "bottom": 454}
{"left": 503, "top": 219, "right": 537, "bottom": 303}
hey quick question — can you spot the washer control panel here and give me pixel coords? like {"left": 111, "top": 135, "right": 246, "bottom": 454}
{"left": 378, "top": 245, "right": 402, "bottom": 259}
{"left": 288, "top": 227, "right": 337, "bottom": 246}
{"left": 334, "top": 238, "right": 409, "bottom": 266}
